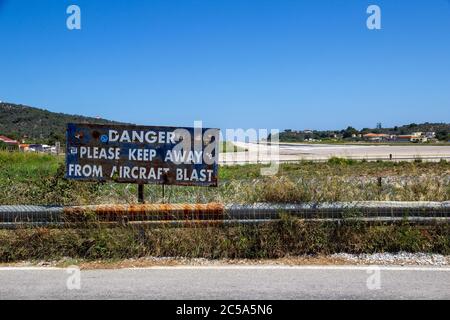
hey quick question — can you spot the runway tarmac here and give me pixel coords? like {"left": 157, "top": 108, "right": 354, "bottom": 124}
{"left": 220, "top": 142, "right": 450, "bottom": 164}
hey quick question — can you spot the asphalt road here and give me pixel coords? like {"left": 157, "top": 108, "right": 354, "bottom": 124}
{"left": 0, "top": 266, "right": 449, "bottom": 300}
{"left": 220, "top": 142, "right": 450, "bottom": 164}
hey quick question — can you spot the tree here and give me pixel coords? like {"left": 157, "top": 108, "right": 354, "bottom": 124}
{"left": 48, "top": 131, "right": 64, "bottom": 145}
{"left": 436, "top": 130, "right": 449, "bottom": 141}
{"left": 343, "top": 126, "right": 358, "bottom": 139}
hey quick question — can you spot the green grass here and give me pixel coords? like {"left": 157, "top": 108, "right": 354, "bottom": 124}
{"left": 0, "top": 151, "right": 60, "bottom": 182}
{"left": 0, "top": 152, "right": 99, "bottom": 205}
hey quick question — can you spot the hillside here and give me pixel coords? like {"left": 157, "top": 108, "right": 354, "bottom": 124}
{"left": 2, "top": 101, "right": 449, "bottom": 144}
{"left": 0, "top": 102, "right": 123, "bottom": 144}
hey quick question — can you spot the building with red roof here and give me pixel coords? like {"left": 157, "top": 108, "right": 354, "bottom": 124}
{"left": 0, "top": 135, "right": 19, "bottom": 145}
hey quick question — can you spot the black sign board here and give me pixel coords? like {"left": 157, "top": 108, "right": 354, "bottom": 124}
{"left": 66, "top": 123, "right": 219, "bottom": 187}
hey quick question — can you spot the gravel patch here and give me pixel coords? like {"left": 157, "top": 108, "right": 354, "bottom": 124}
{"left": 331, "top": 252, "right": 449, "bottom": 266}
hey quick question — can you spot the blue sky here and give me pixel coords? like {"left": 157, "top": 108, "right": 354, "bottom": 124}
{"left": 0, "top": 0, "right": 449, "bottom": 131}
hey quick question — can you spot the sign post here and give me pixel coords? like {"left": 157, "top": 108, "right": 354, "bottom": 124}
{"left": 65, "top": 123, "right": 219, "bottom": 202}
{"left": 138, "top": 184, "right": 145, "bottom": 203}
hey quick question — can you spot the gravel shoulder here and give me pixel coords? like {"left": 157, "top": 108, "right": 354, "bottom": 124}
{"left": 1, "top": 253, "right": 448, "bottom": 270}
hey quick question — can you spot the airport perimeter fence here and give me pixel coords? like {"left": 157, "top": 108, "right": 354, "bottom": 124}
{"left": 0, "top": 202, "right": 449, "bottom": 229}
{"left": 219, "top": 156, "right": 450, "bottom": 165}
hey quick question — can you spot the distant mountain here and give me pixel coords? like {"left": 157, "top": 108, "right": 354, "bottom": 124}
{"left": 0, "top": 102, "right": 124, "bottom": 144}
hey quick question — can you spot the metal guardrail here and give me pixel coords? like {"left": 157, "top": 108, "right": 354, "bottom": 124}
{"left": 0, "top": 202, "right": 449, "bottom": 228}
{"left": 225, "top": 202, "right": 450, "bottom": 218}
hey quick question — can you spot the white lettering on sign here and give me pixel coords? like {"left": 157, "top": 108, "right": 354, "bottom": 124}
{"left": 79, "top": 147, "right": 120, "bottom": 160}
{"left": 176, "top": 168, "right": 214, "bottom": 182}
{"left": 68, "top": 164, "right": 103, "bottom": 178}
{"left": 108, "top": 130, "right": 176, "bottom": 144}
{"left": 66, "top": 123, "right": 219, "bottom": 186}
{"left": 109, "top": 166, "right": 170, "bottom": 180}
{"left": 108, "top": 166, "right": 214, "bottom": 182}
{"left": 165, "top": 150, "right": 204, "bottom": 164}
{"left": 128, "top": 148, "right": 157, "bottom": 161}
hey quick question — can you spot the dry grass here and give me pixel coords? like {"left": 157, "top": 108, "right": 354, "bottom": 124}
{"left": 0, "top": 218, "right": 448, "bottom": 263}
{"left": 0, "top": 153, "right": 448, "bottom": 261}
{"left": 0, "top": 256, "right": 355, "bottom": 269}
